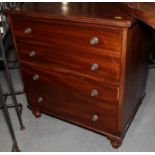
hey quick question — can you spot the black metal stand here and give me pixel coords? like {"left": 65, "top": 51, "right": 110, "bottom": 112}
{"left": 0, "top": 85, "right": 20, "bottom": 152}
{"left": 0, "top": 89, "right": 24, "bottom": 117}
{"left": 0, "top": 33, "right": 26, "bottom": 151}
{"left": 4, "top": 60, "right": 25, "bottom": 130}
{"left": 0, "top": 35, "right": 25, "bottom": 130}
{"left": 0, "top": 3, "right": 25, "bottom": 151}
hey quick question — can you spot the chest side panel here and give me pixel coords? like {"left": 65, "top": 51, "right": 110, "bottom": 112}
{"left": 121, "top": 21, "right": 152, "bottom": 133}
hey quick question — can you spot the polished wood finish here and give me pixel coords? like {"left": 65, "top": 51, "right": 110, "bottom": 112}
{"left": 7, "top": 2, "right": 152, "bottom": 148}
{"left": 6, "top": 2, "right": 136, "bottom": 27}
{"left": 122, "top": 22, "right": 152, "bottom": 129}
{"left": 117, "top": 21, "right": 152, "bottom": 140}
{"left": 21, "top": 63, "right": 119, "bottom": 105}
{"left": 13, "top": 16, "right": 122, "bottom": 53}
{"left": 17, "top": 40, "right": 121, "bottom": 85}
{"left": 118, "top": 3, "right": 155, "bottom": 29}
{"left": 21, "top": 63, "right": 118, "bottom": 133}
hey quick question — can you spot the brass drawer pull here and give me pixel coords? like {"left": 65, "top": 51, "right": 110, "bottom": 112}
{"left": 91, "top": 89, "right": 98, "bottom": 97}
{"left": 90, "top": 63, "right": 99, "bottom": 71}
{"left": 37, "top": 97, "right": 43, "bottom": 103}
{"left": 29, "top": 51, "right": 36, "bottom": 57}
{"left": 24, "top": 27, "right": 32, "bottom": 34}
{"left": 90, "top": 37, "right": 99, "bottom": 45}
{"left": 33, "top": 74, "right": 39, "bottom": 80}
{"left": 92, "top": 114, "right": 99, "bottom": 122}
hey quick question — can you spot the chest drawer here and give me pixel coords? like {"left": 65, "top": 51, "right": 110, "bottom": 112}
{"left": 21, "top": 63, "right": 119, "bottom": 104}
{"left": 21, "top": 63, "right": 118, "bottom": 133}
{"left": 17, "top": 41, "right": 121, "bottom": 85}
{"left": 12, "top": 16, "right": 122, "bottom": 53}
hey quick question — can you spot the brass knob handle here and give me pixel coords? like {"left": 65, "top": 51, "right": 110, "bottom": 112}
{"left": 37, "top": 97, "right": 43, "bottom": 103}
{"left": 24, "top": 27, "right": 32, "bottom": 34}
{"left": 29, "top": 51, "right": 36, "bottom": 57}
{"left": 92, "top": 114, "right": 99, "bottom": 122}
{"left": 91, "top": 89, "right": 98, "bottom": 97}
{"left": 90, "top": 37, "right": 99, "bottom": 45}
{"left": 33, "top": 74, "right": 39, "bottom": 81}
{"left": 91, "top": 63, "right": 99, "bottom": 71}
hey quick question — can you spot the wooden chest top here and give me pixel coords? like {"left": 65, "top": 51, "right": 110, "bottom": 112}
{"left": 6, "top": 2, "right": 136, "bottom": 27}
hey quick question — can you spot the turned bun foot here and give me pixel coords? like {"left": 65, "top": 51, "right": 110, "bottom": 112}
{"left": 110, "top": 140, "right": 122, "bottom": 149}
{"left": 33, "top": 111, "right": 42, "bottom": 118}
{"left": 107, "top": 136, "right": 122, "bottom": 149}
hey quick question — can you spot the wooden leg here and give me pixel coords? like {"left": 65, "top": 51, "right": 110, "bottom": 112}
{"left": 107, "top": 136, "right": 122, "bottom": 149}
{"left": 33, "top": 110, "right": 42, "bottom": 118}
{"left": 110, "top": 140, "right": 122, "bottom": 149}
{"left": 27, "top": 105, "right": 42, "bottom": 118}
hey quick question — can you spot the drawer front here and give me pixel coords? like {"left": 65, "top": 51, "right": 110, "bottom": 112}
{"left": 21, "top": 63, "right": 119, "bottom": 104}
{"left": 21, "top": 64, "right": 118, "bottom": 133}
{"left": 12, "top": 16, "right": 122, "bottom": 53}
{"left": 17, "top": 41, "right": 121, "bottom": 85}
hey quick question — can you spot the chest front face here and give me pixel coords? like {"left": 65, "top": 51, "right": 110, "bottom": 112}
{"left": 13, "top": 15, "right": 123, "bottom": 133}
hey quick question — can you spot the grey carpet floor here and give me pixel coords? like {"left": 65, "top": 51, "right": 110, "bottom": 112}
{"left": 0, "top": 68, "right": 155, "bottom": 152}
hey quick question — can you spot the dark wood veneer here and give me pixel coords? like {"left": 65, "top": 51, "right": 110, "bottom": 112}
{"left": 6, "top": 2, "right": 152, "bottom": 148}
{"left": 12, "top": 16, "right": 122, "bottom": 53}
{"left": 17, "top": 40, "right": 121, "bottom": 85}
{"left": 6, "top": 3, "right": 137, "bottom": 27}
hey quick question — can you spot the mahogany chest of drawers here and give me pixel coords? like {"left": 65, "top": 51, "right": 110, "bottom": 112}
{"left": 6, "top": 2, "right": 152, "bottom": 148}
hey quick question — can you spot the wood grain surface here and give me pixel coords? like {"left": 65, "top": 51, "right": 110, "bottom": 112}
{"left": 6, "top": 2, "right": 152, "bottom": 148}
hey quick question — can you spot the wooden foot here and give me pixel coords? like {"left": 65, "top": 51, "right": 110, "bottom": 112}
{"left": 110, "top": 140, "right": 122, "bottom": 149}
{"left": 27, "top": 105, "right": 42, "bottom": 118}
{"left": 107, "top": 136, "right": 122, "bottom": 149}
{"left": 33, "top": 110, "right": 42, "bottom": 118}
